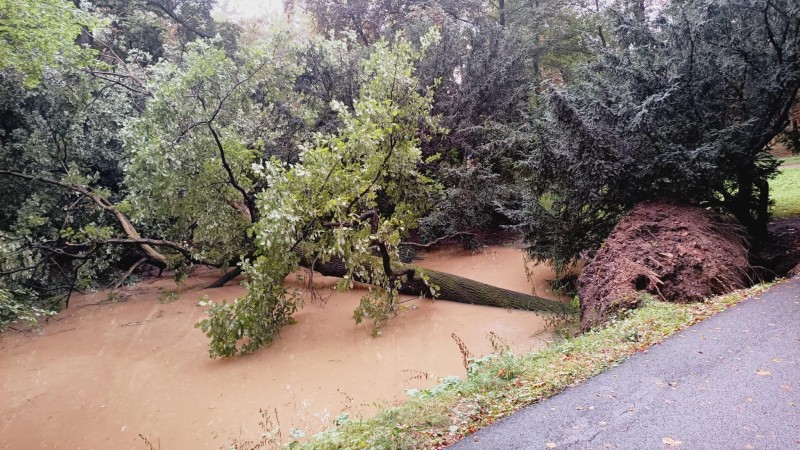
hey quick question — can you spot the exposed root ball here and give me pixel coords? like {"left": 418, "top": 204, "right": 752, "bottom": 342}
{"left": 578, "top": 200, "right": 751, "bottom": 331}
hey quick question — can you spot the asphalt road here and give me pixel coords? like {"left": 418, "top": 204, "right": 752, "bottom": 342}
{"left": 450, "top": 277, "right": 800, "bottom": 450}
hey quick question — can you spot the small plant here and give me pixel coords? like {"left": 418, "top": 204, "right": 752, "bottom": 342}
{"left": 225, "top": 408, "right": 284, "bottom": 450}
{"left": 158, "top": 290, "right": 180, "bottom": 304}
{"left": 487, "top": 331, "right": 510, "bottom": 355}
{"left": 451, "top": 333, "right": 474, "bottom": 369}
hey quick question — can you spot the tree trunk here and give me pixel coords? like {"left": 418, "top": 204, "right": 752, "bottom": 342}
{"left": 753, "top": 177, "right": 770, "bottom": 242}
{"left": 412, "top": 268, "right": 575, "bottom": 315}
{"left": 208, "top": 266, "right": 243, "bottom": 288}
{"left": 308, "top": 257, "right": 576, "bottom": 316}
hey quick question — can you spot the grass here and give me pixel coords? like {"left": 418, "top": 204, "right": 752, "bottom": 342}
{"left": 771, "top": 166, "right": 800, "bottom": 218}
{"left": 282, "top": 283, "right": 775, "bottom": 450}
{"left": 778, "top": 155, "right": 800, "bottom": 166}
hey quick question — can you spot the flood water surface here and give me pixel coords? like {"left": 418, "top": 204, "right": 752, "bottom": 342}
{"left": 0, "top": 246, "right": 564, "bottom": 449}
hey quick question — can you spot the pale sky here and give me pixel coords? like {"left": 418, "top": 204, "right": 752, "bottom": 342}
{"left": 215, "top": 0, "right": 285, "bottom": 20}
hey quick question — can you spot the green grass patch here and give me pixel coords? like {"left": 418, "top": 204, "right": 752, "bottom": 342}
{"left": 281, "top": 283, "right": 774, "bottom": 450}
{"left": 771, "top": 167, "right": 800, "bottom": 218}
{"left": 778, "top": 155, "right": 800, "bottom": 166}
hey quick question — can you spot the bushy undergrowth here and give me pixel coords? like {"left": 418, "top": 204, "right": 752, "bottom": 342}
{"left": 0, "top": 288, "right": 55, "bottom": 332}
{"left": 292, "top": 283, "right": 773, "bottom": 449}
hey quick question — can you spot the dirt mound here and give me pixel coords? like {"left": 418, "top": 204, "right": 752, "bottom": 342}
{"left": 578, "top": 200, "right": 750, "bottom": 331}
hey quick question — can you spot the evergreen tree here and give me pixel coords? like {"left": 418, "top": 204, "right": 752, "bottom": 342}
{"left": 514, "top": 0, "right": 800, "bottom": 270}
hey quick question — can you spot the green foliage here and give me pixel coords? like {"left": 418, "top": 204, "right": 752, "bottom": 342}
{"left": 93, "top": 0, "right": 219, "bottom": 57}
{"left": 298, "top": 1, "right": 598, "bottom": 240}
{"left": 196, "top": 30, "right": 442, "bottom": 357}
{"left": 123, "top": 31, "right": 312, "bottom": 263}
{"left": 0, "top": 288, "right": 55, "bottom": 332}
{"left": 514, "top": 0, "right": 800, "bottom": 269}
{"left": 196, "top": 259, "right": 300, "bottom": 356}
{"left": 0, "top": 0, "right": 99, "bottom": 87}
{"left": 0, "top": 68, "right": 141, "bottom": 306}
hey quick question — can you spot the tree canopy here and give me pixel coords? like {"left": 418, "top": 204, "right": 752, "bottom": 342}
{"left": 1, "top": 0, "right": 798, "bottom": 353}
{"left": 512, "top": 0, "right": 800, "bottom": 269}
{"left": 0, "top": 0, "right": 98, "bottom": 87}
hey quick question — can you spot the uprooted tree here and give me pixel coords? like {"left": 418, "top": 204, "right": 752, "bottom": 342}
{"left": 513, "top": 0, "right": 800, "bottom": 271}
{"left": 0, "top": 27, "right": 571, "bottom": 356}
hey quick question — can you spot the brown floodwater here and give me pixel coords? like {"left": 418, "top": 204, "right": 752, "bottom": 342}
{"left": 0, "top": 246, "right": 564, "bottom": 449}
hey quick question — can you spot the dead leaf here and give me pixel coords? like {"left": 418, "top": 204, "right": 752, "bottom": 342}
{"left": 662, "top": 436, "right": 683, "bottom": 447}
{"left": 545, "top": 443, "right": 557, "bottom": 449}
{"left": 755, "top": 369, "right": 772, "bottom": 376}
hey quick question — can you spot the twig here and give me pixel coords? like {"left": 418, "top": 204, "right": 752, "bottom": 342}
{"left": 109, "top": 257, "right": 148, "bottom": 290}
{"left": 400, "top": 232, "right": 477, "bottom": 249}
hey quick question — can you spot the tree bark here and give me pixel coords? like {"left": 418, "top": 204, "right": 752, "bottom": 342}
{"left": 208, "top": 266, "right": 243, "bottom": 288}
{"left": 308, "top": 257, "right": 576, "bottom": 316}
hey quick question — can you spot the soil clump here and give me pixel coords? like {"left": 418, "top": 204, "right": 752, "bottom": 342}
{"left": 578, "top": 200, "right": 751, "bottom": 331}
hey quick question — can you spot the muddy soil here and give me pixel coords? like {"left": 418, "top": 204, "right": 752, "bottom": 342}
{"left": 578, "top": 201, "right": 751, "bottom": 331}
{"left": 0, "top": 246, "right": 563, "bottom": 450}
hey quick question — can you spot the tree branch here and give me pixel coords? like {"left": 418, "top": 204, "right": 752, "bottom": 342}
{"left": 145, "top": 0, "right": 214, "bottom": 39}
{"left": 0, "top": 170, "right": 168, "bottom": 266}
{"left": 400, "top": 232, "right": 477, "bottom": 248}
{"left": 64, "top": 238, "right": 222, "bottom": 267}
{"left": 109, "top": 257, "right": 148, "bottom": 290}
{"left": 206, "top": 123, "right": 257, "bottom": 221}
{"left": 764, "top": 2, "right": 784, "bottom": 64}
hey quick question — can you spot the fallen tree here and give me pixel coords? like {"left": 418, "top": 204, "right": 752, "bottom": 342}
{"left": 308, "top": 255, "right": 573, "bottom": 315}
{"left": 2, "top": 33, "right": 573, "bottom": 359}
{"left": 0, "top": 171, "right": 570, "bottom": 316}
{"left": 2, "top": 146, "right": 572, "bottom": 357}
